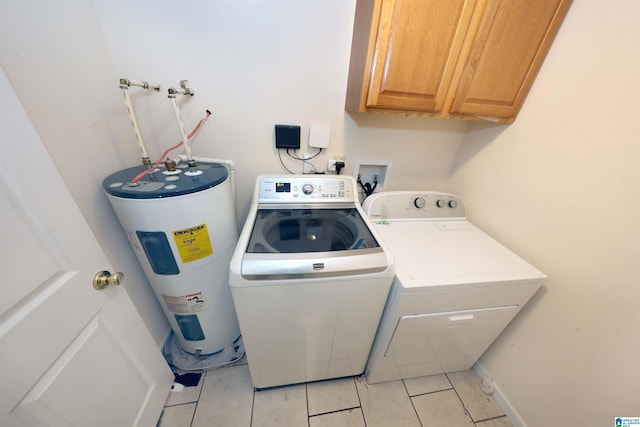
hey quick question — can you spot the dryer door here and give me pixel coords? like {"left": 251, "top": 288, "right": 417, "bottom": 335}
{"left": 385, "top": 305, "right": 519, "bottom": 378}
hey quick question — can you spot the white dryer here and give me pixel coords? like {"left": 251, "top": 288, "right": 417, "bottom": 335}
{"left": 362, "top": 191, "right": 545, "bottom": 384}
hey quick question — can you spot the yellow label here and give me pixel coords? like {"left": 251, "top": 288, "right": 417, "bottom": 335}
{"left": 172, "top": 223, "right": 213, "bottom": 263}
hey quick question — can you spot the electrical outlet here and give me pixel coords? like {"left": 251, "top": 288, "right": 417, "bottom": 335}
{"left": 327, "top": 159, "right": 345, "bottom": 175}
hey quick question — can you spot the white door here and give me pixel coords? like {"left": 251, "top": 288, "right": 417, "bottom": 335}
{"left": 0, "top": 70, "right": 173, "bottom": 426}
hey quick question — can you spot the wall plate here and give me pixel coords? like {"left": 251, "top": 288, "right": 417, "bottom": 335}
{"left": 353, "top": 160, "right": 392, "bottom": 200}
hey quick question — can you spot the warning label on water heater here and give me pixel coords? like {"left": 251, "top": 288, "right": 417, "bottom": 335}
{"left": 163, "top": 292, "right": 206, "bottom": 314}
{"left": 172, "top": 223, "right": 213, "bottom": 263}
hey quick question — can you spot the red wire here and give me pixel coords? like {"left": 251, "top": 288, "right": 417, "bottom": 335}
{"left": 131, "top": 110, "right": 211, "bottom": 183}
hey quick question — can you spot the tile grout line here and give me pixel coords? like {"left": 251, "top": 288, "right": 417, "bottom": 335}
{"left": 405, "top": 386, "right": 454, "bottom": 399}
{"left": 353, "top": 376, "right": 368, "bottom": 427}
{"left": 402, "top": 378, "right": 425, "bottom": 427}
{"left": 305, "top": 383, "right": 310, "bottom": 427}
{"left": 474, "top": 414, "right": 511, "bottom": 424}
{"left": 188, "top": 369, "right": 207, "bottom": 427}
{"left": 158, "top": 369, "right": 207, "bottom": 426}
{"left": 445, "top": 372, "right": 476, "bottom": 425}
{"left": 249, "top": 383, "right": 256, "bottom": 427}
{"left": 308, "top": 405, "right": 363, "bottom": 419}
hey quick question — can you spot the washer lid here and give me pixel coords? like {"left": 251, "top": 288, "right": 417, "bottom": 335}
{"left": 373, "top": 220, "right": 545, "bottom": 291}
{"left": 240, "top": 206, "right": 389, "bottom": 280}
{"left": 103, "top": 163, "right": 228, "bottom": 199}
{"left": 246, "top": 207, "right": 379, "bottom": 254}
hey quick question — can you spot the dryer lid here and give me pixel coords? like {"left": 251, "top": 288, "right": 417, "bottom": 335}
{"left": 373, "top": 221, "right": 545, "bottom": 291}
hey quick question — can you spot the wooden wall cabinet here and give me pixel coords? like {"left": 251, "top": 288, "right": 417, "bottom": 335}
{"left": 345, "top": 0, "right": 572, "bottom": 123}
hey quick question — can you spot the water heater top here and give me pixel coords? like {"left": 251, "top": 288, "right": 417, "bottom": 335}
{"left": 103, "top": 162, "right": 228, "bottom": 199}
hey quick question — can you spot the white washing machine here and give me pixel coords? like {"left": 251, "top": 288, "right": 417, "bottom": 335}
{"left": 361, "top": 191, "right": 545, "bottom": 384}
{"left": 229, "top": 175, "right": 395, "bottom": 389}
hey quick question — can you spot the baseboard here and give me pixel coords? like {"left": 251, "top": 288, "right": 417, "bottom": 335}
{"left": 473, "top": 362, "right": 528, "bottom": 427}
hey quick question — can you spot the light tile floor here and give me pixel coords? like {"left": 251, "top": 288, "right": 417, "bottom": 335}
{"left": 159, "top": 358, "right": 512, "bottom": 427}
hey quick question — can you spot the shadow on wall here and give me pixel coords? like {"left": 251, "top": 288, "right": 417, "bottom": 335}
{"left": 448, "top": 122, "right": 509, "bottom": 173}
{"left": 347, "top": 111, "right": 469, "bottom": 135}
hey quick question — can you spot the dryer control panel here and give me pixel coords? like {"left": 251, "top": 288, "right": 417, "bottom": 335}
{"left": 362, "top": 191, "right": 467, "bottom": 222}
{"left": 255, "top": 175, "right": 357, "bottom": 203}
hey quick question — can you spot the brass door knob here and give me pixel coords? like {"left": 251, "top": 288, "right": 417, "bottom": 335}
{"left": 93, "top": 270, "right": 125, "bottom": 290}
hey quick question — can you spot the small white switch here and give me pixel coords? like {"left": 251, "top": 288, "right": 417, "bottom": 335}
{"left": 308, "top": 125, "right": 330, "bottom": 148}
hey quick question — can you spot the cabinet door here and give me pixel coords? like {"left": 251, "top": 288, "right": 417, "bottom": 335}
{"left": 450, "top": 0, "right": 572, "bottom": 119}
{"left": 366, "top": 0, "right": 477, "bottom": 112}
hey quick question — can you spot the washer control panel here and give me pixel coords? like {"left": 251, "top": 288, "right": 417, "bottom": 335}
{"left": 256, "top": 175, "right": 357, "bottom": 203}
{"left": 363, "top": 191, "right": 467, "bottom": 221}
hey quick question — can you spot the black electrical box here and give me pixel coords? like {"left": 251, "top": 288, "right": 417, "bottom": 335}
{"left": 275, "top": 124, "right": 301, "bottom": 149}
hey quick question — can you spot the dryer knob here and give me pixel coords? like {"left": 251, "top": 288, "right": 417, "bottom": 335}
{"left": 448, "top": 200, "right": 458, "bottom": 208}
{"left": 413, "top": 197, "right": 426, "bottom": 209}
{"left": 302, "top": 183, "right": 314, "bottom": 195}
{"left": 436, "top": 199, "right": 446, "bottom": 208}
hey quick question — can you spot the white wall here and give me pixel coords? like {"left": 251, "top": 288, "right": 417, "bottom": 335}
{"left": 447, "top": 1, "right": 640, "bottom": 425}
{"left": 92, "top": 0, "right": 467, "bottom": 218}
{"left": 0, "top": 0, "right": 465, "bottom": 346}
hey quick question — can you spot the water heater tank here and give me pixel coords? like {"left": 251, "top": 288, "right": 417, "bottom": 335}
{"left": 103, "top": 162, "right": 240, "bottom": 357}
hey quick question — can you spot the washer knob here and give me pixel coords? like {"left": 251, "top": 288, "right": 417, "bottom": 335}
{"left": 413, "top": 197, "right": 426, "bottom": 209}
{"left": 436, "top": 199, "right": 446, "bottom": 208}
{"left": 448, "top": 200, "right": 458, "bottom": 208}
{"left": 302, "top": 183, "right": 314, "bottom": 195}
